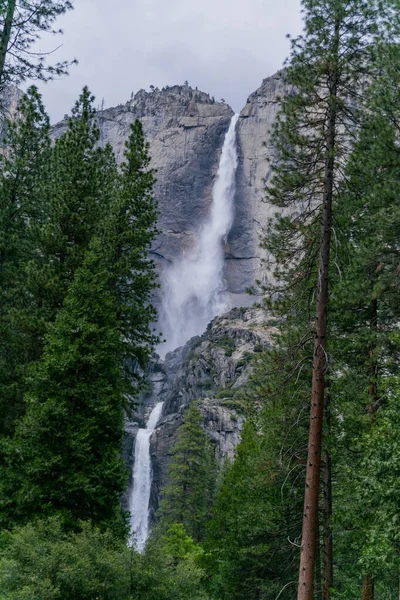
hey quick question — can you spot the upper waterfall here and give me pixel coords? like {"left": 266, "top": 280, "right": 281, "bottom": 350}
{"left": 159, "top": 114, "right": 240, "bottom": 356}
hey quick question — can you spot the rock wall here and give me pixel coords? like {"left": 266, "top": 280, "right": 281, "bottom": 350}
{"left": 53, "top": 85, "right": 234, "bottom": 274}
{"left": 108, "top": 75, "right": 287, "bottom": 519}
{"left": 51, "top": 75, "right": 285, "bottom": 300}
{"left": 226, "top": 71, "right": 286, "bottom": 294}
{"left": 124, "top": 307, "right": 277, "bottom": 522}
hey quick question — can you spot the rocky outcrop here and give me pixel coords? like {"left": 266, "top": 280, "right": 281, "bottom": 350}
{"left": 226, "top": 71, "right": 286, "bottom": 294}
{"left": 124, "top": 307, "right": 277, "bottom": 521}
{"left": 8, "top": 75, "right": 287, "bottom": 299}
{"left": 0, "top": 85, "right": 24, "bottom": 140}
{"left": 51, "top": 75, "right": 286, "bottom": 301}
{"left": 52, "top": 85, "right": 234, "bottom": 273}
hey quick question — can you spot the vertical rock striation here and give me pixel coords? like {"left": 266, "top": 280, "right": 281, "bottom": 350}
{"left": 226, "top": 71, "right": 286, "bottom": 295}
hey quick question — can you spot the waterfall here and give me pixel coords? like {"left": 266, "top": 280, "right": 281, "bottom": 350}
{"left": 129, "top": 401, "right": 164, "bottom": 552}
{"left": 159, "top": 114, "right": 240, "bottom": 356}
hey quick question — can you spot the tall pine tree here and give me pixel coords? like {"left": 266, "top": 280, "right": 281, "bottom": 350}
{"left": 158, "top": 401, "right": 216, "bottom": 542}
{"left": 262, "top": 1, "right": 399, "bottom": 597}
{"left": 0, "top": 117, "right": 159, "bottom": 533}
{"left": 0, "top": 87, "right": 50, "bottom": 435}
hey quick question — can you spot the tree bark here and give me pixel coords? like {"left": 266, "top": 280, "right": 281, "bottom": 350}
{"left": 362, "top": 575, "right": 375, "bottom": 600}
{"left": 322, "top": 449, "right": 333, "bottom": 600}
{"left": 297, "top": 20, "right": 339, "bottom": 600}
{"left": 315, "top": 515, "right": 322, "bottom": 600}
{"left": 0, "top": 0, "right": 16, "bottom": 87}
{"left": 297, "top": 105, "right": 336, "bottom": 600}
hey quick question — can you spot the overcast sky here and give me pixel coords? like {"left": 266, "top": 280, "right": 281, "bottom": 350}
{"left": 35, "top": 0, "right": 303, "bottom": 123}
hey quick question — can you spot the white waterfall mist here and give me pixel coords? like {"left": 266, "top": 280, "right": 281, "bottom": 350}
{"left": 129, "top": 402, "right": 164, "bottom": 552}
{"left": 159, "top": 114, "right": 240, "bottom": 356}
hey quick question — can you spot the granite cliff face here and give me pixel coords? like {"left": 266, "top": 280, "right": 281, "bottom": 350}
{"left": 123, "top": 307, "right": 277, "bottom": 522}
{"left": 52, "top": 75, "right": 285, "bottom": 302}
{"left": 98, "top": 75, "right": 287, "bottom": 522}
{"left": 228, "top": 71, "right": 286, "bottom": 293}
{"left": 0, "top": 85, "right": 24, "bottom": 140}
{"left": 53, "top": 85, "right": 234, "bottom": 277}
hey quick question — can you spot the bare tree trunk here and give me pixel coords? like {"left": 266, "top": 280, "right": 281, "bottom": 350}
{"left": 322, "top": 449, "right": 333, "bottom": 600}
{"left": 315, "top": 515, "right": 322, "bottom": 600}
{"left": 0, "top": 0, "right": 16, "bottom": 86}
{"left": 362, "top": 576, "right": 375, "bottom": 600}
{"left": 297, "top": 20, "right": 339, "bottom": 599}
{"left": 297, "top": 103, "right": 337, "bottom": 600}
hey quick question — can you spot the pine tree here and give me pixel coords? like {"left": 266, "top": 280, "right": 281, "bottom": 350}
{"left": 0, "top": 0, "right": 75, "bottom": 93}
{"left": 0, "top": 86, "right": 50, "bottom": 435}
{"left": 328, "top": 41, "right": 400, "bottom": 598}
{"left": 262, "top": 2, "right": 399, "bottom": 597}
{"left": 0, "top": 88, "right": 118, "bottom": 436}
{"left": 0, "top": 114, "right": 159, "bottom": 532}
{"left": 31, "top": 87, "right": 118, "bottom": 325}
{"left": 108, "top": 119, "right": 159, "bottom": 375}
{"left": 204, "top": 339, "right": 309, "bottom": 600}
{"left": 158, "top": 401, "right": 216, "bottom": 542}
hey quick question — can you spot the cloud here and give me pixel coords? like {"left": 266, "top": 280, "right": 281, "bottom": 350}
{"left": 34, "top": 0, "right": 302, "bottom": 122}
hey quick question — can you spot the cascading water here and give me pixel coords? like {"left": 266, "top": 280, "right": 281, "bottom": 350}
{"left": 159, "top": 114, "right": 240, "bottom": 356}
{"left": 129, "top": 402, "right": 164, "bottom": 552}
{"left": 129, "top": 115, "right": 239, "bottom": 551}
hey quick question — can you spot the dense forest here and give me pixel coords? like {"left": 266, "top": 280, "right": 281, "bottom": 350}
{"left": 0, "top": 0, "right": 400, "bottom": 599}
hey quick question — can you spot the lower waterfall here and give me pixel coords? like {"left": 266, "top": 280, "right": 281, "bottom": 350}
{"left": 129, "top": 402, "right": 164, "bottom": 552}
{"left": 159, "top": 113, "right": 240, "bottom": 356}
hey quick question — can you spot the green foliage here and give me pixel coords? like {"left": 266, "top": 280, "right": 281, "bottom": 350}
{"left": 216, "top": 335, "right": 236, "bottom": 357}
{"left": 327, "top": 41, "right": 400, "bottom": 596}
{"left": 204, "top": 341, "right": 309, "bottom": 600}
{"left": 0, "top": 0, "right": 76, "bottom": 90}
{"left": 0, "top": 237, "right": 129, "bottom": 531}
{"left": 0, "top": 86, "right": 50, "bottom": 435}
{"left": 0, "top": 517, "right": 134, "bottom": 600}
{"left": 134, "top": 524, "right": 209, "bottom": 600}
{"left": 0, "top": 91, "right": 159, "bottom": 533}
{"left": 255, "top": 1, "right": 400, "bottom": 595}
{"left": 158, "top": 401, "right": 216, "bottom": 542}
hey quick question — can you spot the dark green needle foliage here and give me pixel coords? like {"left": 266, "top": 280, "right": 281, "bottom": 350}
{"left": 0, "top": 517, "right": 135, "bottom": 600}
{"left": 0, "top": 86, "right": 50, "bottom": 435}
{"left": 157, "top": 401, "right": 216, "bottom": 542}
{"left": 0, "top": 94, "right": 159, "bottom": 534}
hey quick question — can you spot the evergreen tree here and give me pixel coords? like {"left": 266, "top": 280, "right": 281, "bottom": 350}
{"left": 108, "top": 119, "right": 159, "bottom": 376}
{"left": 0, "top": 88, "right": 118, "bottom": 437}
{"left": 0, "top": 0, "right": 75, "bottom": 93}
{"left": 137, "top": 524, "right": 209, "bottom": 600}
{"left": 204, "top": 339, "right": 309, "bottom": 600}
{"left": 0, "top": 86, "right": 50, "bottom": 435}
{"left": 158, "top": 401, "right": 216, "bottom": 542}
{"left": 31, "top": 87, "right": 118, "bottom": 326}
{"left": 328, "top": 41, "right": 400, "bottom": 598}
{"left": 0, "top": 116, "right": 159, "bottom": 532}
{"left": 0, "top": 517, "right": 135, "bottom": 600}
{"left": 262, "top": 2, "right": 398, "bottom": 597}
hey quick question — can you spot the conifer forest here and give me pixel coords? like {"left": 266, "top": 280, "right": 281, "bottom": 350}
{"left": 0, "top": 1, "right": 400, "bottom": 599}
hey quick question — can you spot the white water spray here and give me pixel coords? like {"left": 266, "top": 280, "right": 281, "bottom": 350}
{"left": 160, "top": 114, "right": 240, "bottom": 356}
{"left": 129, "top": 402, "right": 164, "bottom": 552}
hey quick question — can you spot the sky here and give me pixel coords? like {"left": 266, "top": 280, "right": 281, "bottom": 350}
{"left": 34, "top": 0, "right": 303, "bottom": 123}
